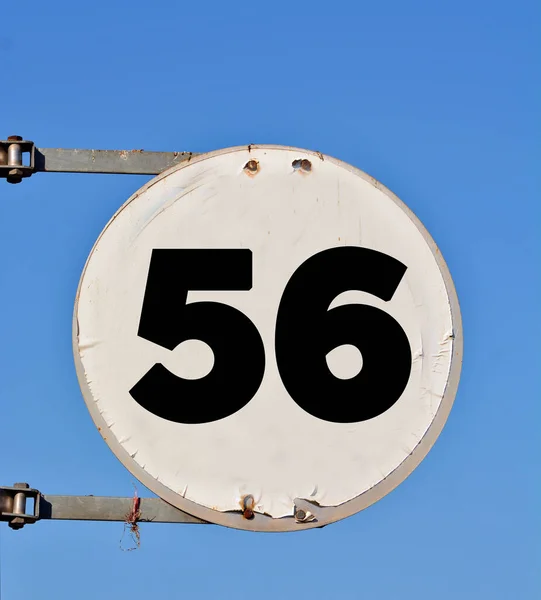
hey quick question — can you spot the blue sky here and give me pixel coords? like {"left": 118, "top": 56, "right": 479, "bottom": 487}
{"left": 1, "top": 1, "right": 539, "bottom": 598}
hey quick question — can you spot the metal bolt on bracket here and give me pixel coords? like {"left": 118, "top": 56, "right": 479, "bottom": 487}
{"left": 0, "top": 136, "right": 196, "bottom": 184}
{"left": 294, "top": 506, "right": 316, "bottom": 523}
{"left": 0, "top": 136, "right": 36, "bottom": 184}
{"left": 0, "top": 483, "right": 41, "bottom": 529}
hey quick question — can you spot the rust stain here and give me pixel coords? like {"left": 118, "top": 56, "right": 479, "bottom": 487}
{"left": 240, "top": 494, "right": 255, "bottom": 520}
{"left": 292, "top": 158, "right": 312, "bottom": 173}
{"left": 244, "top": 159, "right": 260, "bottom": 176}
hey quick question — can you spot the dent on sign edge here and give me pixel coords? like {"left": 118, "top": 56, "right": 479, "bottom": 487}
{"left": 73, "top": 146, "right": 461, "bottom": 531}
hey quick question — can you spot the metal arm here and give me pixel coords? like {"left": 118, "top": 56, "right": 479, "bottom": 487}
{"left": 0, "top": 484, "right": 207, "bottom": 529}
{"left": 0, "top": 137, "right": 197, "bottom": 183}
{"left": 1, "top": 137, "right": 206, "bottom": 528}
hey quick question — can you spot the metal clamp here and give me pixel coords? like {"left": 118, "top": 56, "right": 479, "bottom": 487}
{"left": 0, "top": 483, "right": 41, "bottom": 529}
{"left": 0, "top": 137, "right": 35, "bottom": 184}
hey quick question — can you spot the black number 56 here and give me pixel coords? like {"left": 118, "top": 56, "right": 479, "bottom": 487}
{"left": 129, "top": 248, "right": 412, "bottom": 424}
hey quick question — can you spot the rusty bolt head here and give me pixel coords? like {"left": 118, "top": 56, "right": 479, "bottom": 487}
{"left": 7, "top": 169, "right": 23, "bottom": 184}
{"left": 244, "top": 159, "right": 259, "bottom": 175}
{"left": 242, "top": 494, "right": 255, "bottom": 519}
{"left": 7, "top": 135, "right": 23, "bottom": 142}
{"left": 292, "top": 159, "right": 312, "bottom": 173}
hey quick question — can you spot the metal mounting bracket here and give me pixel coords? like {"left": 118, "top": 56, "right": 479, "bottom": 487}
{"left": 0, "top": 136, "right": 197, "bottom": 183}
{"left": 0, "top": 483, "right": 207, "bottom": 529}
{"left": 0, "top": 484, "right": 40, "bottom": 529}
{"left": 0, "top": 137, "right": 35, "bottom": 183}
{"left": 1, "top": 136, "right": 206, "bottom": 530}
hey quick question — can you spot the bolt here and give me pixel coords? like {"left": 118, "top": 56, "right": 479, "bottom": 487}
{"left": 301, "top": 159, "right": 312, "bottom": 172}
{"left": 294, "top": 507, "right": 316, "bottom": 523}
{"left": 242, "top": 494, "right": 255, "bottom": 519}
{"left": 295, "top": 509, "right": 307, "bottom": 521}
{"left": 9, "top": 517, "right": 25, "bottom": 530}
{"left": 7, "top": 135, "right": 23, "bottom": 142}
{"left": 292, "top": 158, "right": 312, "bottom": 172}
{"left": 244, "top": 159, "right": 259, "bottom": 175}
{"left": 7, "top": 168, "right": 23, "bottom": 184}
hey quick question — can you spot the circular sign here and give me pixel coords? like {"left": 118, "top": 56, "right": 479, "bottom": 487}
{"left": 74, "top": 145, "right": 462, "bottom": 531}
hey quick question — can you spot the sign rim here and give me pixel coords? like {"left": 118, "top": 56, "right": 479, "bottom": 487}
{"left": 73, "top": 144, "right": 463, "bottom": 532}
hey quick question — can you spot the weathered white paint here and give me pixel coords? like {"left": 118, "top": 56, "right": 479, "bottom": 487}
{"left": 74, "top": 145, "right": 462, "bottom": 531}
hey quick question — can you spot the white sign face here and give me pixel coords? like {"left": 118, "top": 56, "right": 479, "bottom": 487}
{"left": 74, "top": 146, "right": 462, "bottom": 531}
